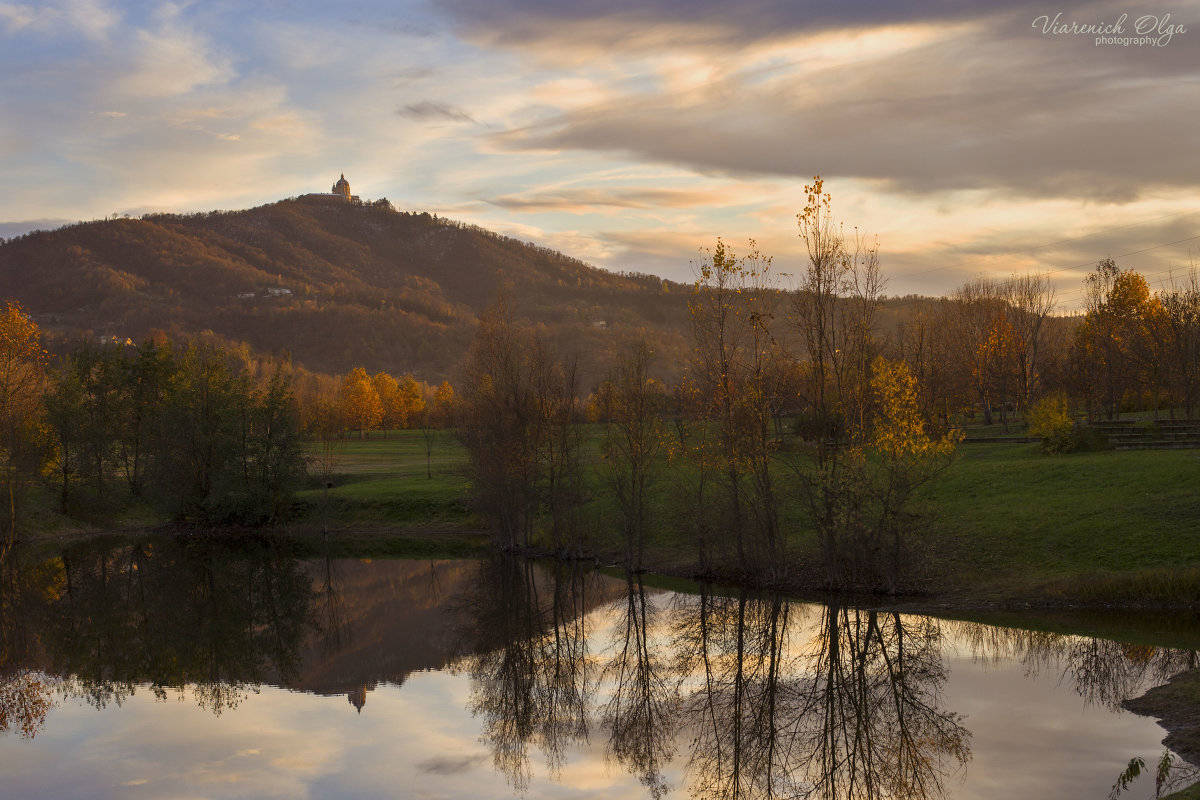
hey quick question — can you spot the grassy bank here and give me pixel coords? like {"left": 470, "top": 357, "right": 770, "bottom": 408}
{"left": 919, "top": 441, "right": 1200, "bottom": 604}
{"left": 284, "top": 427, "right": 1200, "bottom": 608}
{"left": 20, "top": 424, "right": 1199, "bottom": 608}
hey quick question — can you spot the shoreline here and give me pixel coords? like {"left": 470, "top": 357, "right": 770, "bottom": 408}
{"left": 13, "top": 522, "right": 1200, "bottom": 614}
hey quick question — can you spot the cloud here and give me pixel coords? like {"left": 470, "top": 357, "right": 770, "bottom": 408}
{"left": 435, "top": 0, "right": 1137, "bottom": 58}
{"left": 488, "top": 186, "right": 743, "bottom": 212}
{"left": 486, "top": 15, "right": 1200, "bottom": 202}
{"left": 416, "top": 753, "right": 488, "bottom": 775}
{"left": 113, "top": 15, "right": 233, "bottom": 98}
{"left": 0, "top": 3, "right": 49, "bottom": 33}
{"left": 0, "top": 0, "right": 118, "bottom": 38}
{"left": 398, "top": 100, "right": 475, "bottom": 123}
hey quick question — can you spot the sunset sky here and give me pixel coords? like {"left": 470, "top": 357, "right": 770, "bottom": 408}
{"left": 2, "top": 0, "right": 1197, "bottom": 307}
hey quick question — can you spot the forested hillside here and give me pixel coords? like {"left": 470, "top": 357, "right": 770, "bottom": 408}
{"left": 0, "top": 197, "right": 691, "bottom": 383}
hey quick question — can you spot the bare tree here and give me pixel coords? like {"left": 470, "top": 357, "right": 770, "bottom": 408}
{"left": 688, "top": 239, "right": 788, "bottom": 579}
{"left": 1005, "top": 272, "right": 1057, "bottom": 410}
{"left": 459, "top": 298, "right": 541, "bottom": 550}
{"left": 793, "top": 179, "right": 884, "bottom": 446}
{"left": 596, "top": 342, "right": 666, "bottom": 570}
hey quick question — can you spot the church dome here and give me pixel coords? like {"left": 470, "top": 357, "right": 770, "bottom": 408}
{"left": 332, "top": 174, "right": 351, "bottom": 196}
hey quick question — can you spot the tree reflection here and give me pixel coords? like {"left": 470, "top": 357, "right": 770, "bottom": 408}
{"left": 603, "top": 573, "right": 678, "bottom": 798}
{"left": 456, "top": 556, "right": 601, "bottom": 791}
{"left": 672, "top": 593, "right": 969, "bottom": 800}
{"left": 0, "top": 669, "right": 55, "bottom": 739}
{"left": 954, "top": 619, "right": 1200, "bottom": 712}
{"left": 1, "top": 536, "right": 316, "bottom": 718}
{"left": 0, "top": 545, "right": 58, "bottom": 738}
{"left": 790, "top": 605, "right": 971, "bottom": 800}
{"left": 458, "top": 559, "right": 974, "bottom": 800}
{"left": 314, "top": 547, "right": 349, "bottom": 658}
{"left": 672, "top": 588, "right": 794, "bottom": 800}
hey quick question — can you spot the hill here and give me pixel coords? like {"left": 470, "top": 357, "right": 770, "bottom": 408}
{"left": 0, "top": 197, "right": 692, "bottom": 384}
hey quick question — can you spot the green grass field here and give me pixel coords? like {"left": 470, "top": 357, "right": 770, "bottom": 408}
{"left": 921, "top": 442, "right": 1200, "bottom": 591}
{"left": 296, "top": 431, "right": 475, "bottom": 528}
{"left": 293, "top": 425, "right": 1200, "bottom": 606}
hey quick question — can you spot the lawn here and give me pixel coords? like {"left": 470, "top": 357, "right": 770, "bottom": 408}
{"left": 295, "top": 430, "right": 474, "bottom": 528}
{"left": 290, "top": 424, "right": 1200, "bottom": 605}
{"left": 921, "top": 442, "right": 1200, "bottom": 600}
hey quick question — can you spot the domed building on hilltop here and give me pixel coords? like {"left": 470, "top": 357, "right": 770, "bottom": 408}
{"left": 301, "top": 173, "right": 359, "bottom": 203}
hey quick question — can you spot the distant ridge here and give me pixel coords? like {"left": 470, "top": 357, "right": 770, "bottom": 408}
{"left": 0, "top": 197, "right": 691, "bottom": 383}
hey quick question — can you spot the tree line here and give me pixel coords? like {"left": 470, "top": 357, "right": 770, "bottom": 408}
{"left": 457, "top": 178, "right": 1200, "bottom": 590}
{"left": 0, "top": 307, "right": 309, "bottom": 537}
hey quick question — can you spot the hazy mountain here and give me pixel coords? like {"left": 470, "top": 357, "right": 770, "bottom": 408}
{"left": 0, "top": 197, "right": 692, "bottom": 384}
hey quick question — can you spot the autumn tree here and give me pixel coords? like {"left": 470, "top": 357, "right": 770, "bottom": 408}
{"left": 1076, "top": 259, "right": 1156, "bottom": 419}
{"left": 43, "top": 343, "right": 127, "bottom": 506}
{"left": 396, "top": 374, "right": 426, "bottom": 428}
{"left": 1156, "top": 267, "right": 1200, "bottom": 417}
{"left": 977, "top": 315, "right": 1021, "bottom": 430}
{"left": 949, "top": 278, "right": 1009, "bottom": 426}
{"left": 530, "top": 343, "right": 585, "bottom": 554}
{"left": 894, "top": 300, "right": 964, "bottom": 428}
{"left": 0, "top": 303, "right": 47, "bottom": 541}
{"left": 371, "top": 371, "right": 401, "bottom": 436}
{"left": 150, "top": 344, "right": 306, "bottom": 524}
{"left": 372, "top": 371, "right": 426, "bottom": 435}
{"left": 459, "top": 299, "right": 542, "bottom": 549}
{"left": 341, "top": 366, "right": 381, "bottom": 438}
{"left": 800, "top": 357, "right": 961, "bottom": 591}
{"left": 116, "top": 339, "right": 175, "bottom": 498}
{"left": 1006, "top": 272, "right": 1057, "bottom": 410}
{"left": 787, "top": 182, "right": 960, "bottom": 590}
{"left": 866, "top": 357, "right": 962, "bottom": 590}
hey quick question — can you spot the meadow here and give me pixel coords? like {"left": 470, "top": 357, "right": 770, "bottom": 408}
{"left": 294, "top": 423, "right": 1200, "bottom": 607}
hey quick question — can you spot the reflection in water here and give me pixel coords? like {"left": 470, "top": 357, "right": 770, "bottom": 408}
{"left": 674, "top": 589, "right": 794, "bottom": 800}
{"left": 669, "top": 595, "right": 968, "bottom": 800}
{"left": 451, "top": 564, "right": 974, "bottom": 800}
{"left": 792, "top": 605, "right": 971, "bottom": 800}
{"left": 316, "top": 551, "right": 349, "bottom": 658}
{"left": 604, "top": 573, "right": 677, "bottom": 798}
{"left": 454, "top": 562, "right": 1198, "bottom": 800}
{"left": 1, "top": 542, "right": 1196, "bottom": 800}
{"left": 0, "top": 669, "right": 54, "bottom": 739}
{"left": 454, "top": 556, "right": 606, "bottom": 791}
{"left": 1, "top": 546, "right": 60, "bottom": 738}
{"left": 0, "top": 537, "right": 315, "bottom": 727}
{"left": 954, "top": 620, "right": 1200, "bottom": 713}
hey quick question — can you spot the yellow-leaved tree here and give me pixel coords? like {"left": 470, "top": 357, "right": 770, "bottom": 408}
{"left": 341, "top": 367, "right": 381, "bottom": 439}
{"left": 371, "top": 371, "right": 401, "bottom": 436}
{"left": 395, "top": 374, "right": 425, "bottom": 428}
{"left": 804, "top": 355, "right": 962, "bottom": 592}
{"left": 0, "top": 302, "right": 47, "bottom": 542}
{"left": 868, "top": 356, "right": 963, "bottom": 591}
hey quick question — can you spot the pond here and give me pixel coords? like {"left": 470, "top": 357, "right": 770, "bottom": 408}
{"left": 0, "top": 537, "right": 1196, "bottom": 799}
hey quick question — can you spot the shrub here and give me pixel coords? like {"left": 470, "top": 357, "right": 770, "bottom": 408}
{"left": 1026, "top": 393, "right": 1076, "bottom": 453}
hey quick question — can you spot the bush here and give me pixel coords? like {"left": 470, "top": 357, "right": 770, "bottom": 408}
{"left": 1026, "top": 393, "right": 1076, "bottom": 453}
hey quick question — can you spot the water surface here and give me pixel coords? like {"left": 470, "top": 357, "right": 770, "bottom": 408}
{"left": 0, "top": 538, "right": 1195, "bottom": 799}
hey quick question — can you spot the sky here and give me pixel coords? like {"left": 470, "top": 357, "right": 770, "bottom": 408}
{"left": 1, "top": 0, "right": 1197, "bottom": 309}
